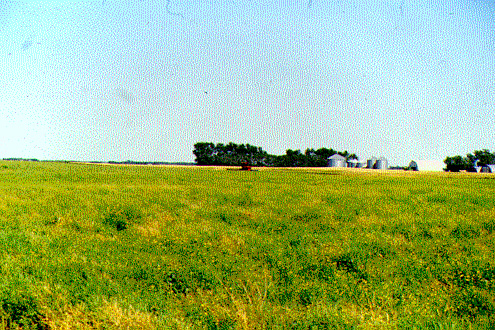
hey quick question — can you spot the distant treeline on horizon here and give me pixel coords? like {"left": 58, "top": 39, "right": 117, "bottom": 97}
{"left": 1, "top": 158, "right": 194, "bottom": 165}
{"left": 444, "top": 149, "right": 495, "bottom": 172}
{"left": 193, "top": 142, "right": 358, "bottom": 167}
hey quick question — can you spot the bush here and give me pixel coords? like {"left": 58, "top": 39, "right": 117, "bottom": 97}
{"left": 453, "top": 288, "right": 494, "bottom": 318}
{"left": 332, "top": 253, "right": 368, "bottom": 280}
{"left": 103, "top": 205, "right": 143, "bottom": 231}
{"left": 0, "top": 292, "right": 46, "bottom": 329}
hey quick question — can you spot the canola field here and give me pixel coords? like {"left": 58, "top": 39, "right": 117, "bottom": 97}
{"left": 0, "top": 161, "right": 494, "bottom": 329}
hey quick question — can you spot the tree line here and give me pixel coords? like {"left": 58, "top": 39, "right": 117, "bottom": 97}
{"left": 193, "top": 142, "right": 358, "bottom": 167}
{"left": 444, "top": 149, "right": 495, "bottom": 172}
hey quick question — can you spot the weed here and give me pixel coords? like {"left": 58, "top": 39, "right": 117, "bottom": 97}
{"left": 481, "top": 218, "right": 495, "bottom": 233}
{"left": 165, "top": 272, "right": 189, "bottom": 295}
{"left": 332, "top": 253, "right": 368, "bottom": 281}
{"left": 291, "top": 211, "right": 320, "bottom": 223}
{"left": 298, "top": 262, "right": 334, "bottom": 282}
{"left": 453, "top": 288, "right": 495, "bottom": 318}
{"left": 450, "top": 225, "right": 480, "bottom": 239}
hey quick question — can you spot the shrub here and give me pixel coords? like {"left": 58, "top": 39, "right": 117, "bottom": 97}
{"left": 103, "top": 205, "right": 143, "bottom": 231}
{"left": 0, "top": 292, "right": 46, "bottom": 330}
{"left": 291, "top": 211, "right": 320, "bottom": 222}
{"left": 453, "top": 288, "right": 494, "bottom": 318}
{"left": 332, "top": 253, "right": 368, "bottom": 280}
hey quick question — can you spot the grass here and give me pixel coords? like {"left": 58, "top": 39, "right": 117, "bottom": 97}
{"left": 0, "top": 161, "right": 494, "bottom": 329}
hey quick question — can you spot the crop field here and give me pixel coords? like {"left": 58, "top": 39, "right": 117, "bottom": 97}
{"left": 0, "top": 161, "right": 494, "bottom": 329}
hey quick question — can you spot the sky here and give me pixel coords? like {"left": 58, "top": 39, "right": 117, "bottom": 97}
{"left": 0, "top": 0, "right": 494, "bottom": 168}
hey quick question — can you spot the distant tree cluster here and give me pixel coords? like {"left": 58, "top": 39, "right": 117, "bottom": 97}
{"left": 193, "top": 142, "right": 270, "bottom": 166}
{"left": 444, "top": 149, "right": 495, "bottom": 172}
{"left": 193, "top": 142, "right": 358, "bottom": 167}
{"left": 106, "top": 160, "right": 194, "bottom": 165}
{"left": 3, "top": 158, "right": 39, "bottom": 162}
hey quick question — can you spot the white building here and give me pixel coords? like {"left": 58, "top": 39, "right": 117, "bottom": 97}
{"left": 328, "top": 154, "right": 346, "bottom": 167}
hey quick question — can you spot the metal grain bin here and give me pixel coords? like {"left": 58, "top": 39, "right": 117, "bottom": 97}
{"left": 347, "top": 160, "right": 357, "bottom": 168}
{"left": 375, "top": 157, "right": 388, "bottom": 170}
{"left": 367, "top": 157, "right": 377, "bottom": 169}
{"left": 328, "top": 154, "right": 346, "bottom": 167}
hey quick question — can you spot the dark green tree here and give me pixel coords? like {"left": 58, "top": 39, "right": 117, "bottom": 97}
{"left": 473, "top": 149, "right": 495, "bottom": 166}
{"left": 193, "top": 142, "right": 216, "bottom": 165}
{"left": 444, "top": 155, "right": 466, "bottom": 172}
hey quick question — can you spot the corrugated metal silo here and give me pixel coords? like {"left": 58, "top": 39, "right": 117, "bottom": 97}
{"left": 375, "top": 157, "right": 388, "bottom": 170}
{"left": 328, "top": 154, "right": 346, "bottom": 167}
{"left": 367, "top": 157, "right": 377, "bottom": 169}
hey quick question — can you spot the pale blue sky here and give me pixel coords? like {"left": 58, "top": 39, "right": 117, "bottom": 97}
{"left": 1, "top": 0, "right": 494, "bottom": 166}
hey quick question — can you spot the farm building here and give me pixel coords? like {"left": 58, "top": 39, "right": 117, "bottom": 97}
{"left": 374, "top": 157, "right": 388, "bottom": 170}
{"left": 346, "top": 159, "right": 358, "bottom": 168}
{"left": 328, "top": 154, "right": 346, "bottom": 167}
{"left": 480, "top": 165, "right": 495, "bottom": 173}
{"left": 367, "top": 157, "right": 377, "bottom": 169}
{"left": 408, "top": 161, "right": 419, "bottom": 171}
{"left": 365, "top": 157, "right": 388, "bottom": 170}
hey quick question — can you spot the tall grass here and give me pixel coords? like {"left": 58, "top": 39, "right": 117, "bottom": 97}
{"left": 0, "top": 162, "right": 494, "bottom": 329}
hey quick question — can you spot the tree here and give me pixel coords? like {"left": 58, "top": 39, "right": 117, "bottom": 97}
{"left": 346, "top": 153, "right": 358, "bottom": 161}
{"left": 444, "top": 149, "right": 495, "bottom": 172}
{"left": 274, "top": 149, "right": 305, "bottom": 167}
{"left": 193, "top": 142, "right": 272, "bottom": 166}
{"left": 473, "top": 149, "right": 495, "bottom": 166}
{"left": 444, "top": 155, "right": 465, "bottom": 172}
{"left": 193, "top": 142, "right": 216, "bottom": 165}
{"left": 304, "top": 148, "right": 319, "bottom": 167}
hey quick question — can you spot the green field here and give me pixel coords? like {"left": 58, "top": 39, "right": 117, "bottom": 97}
{"left": 0, "top": 161, "right": 494, "bottom": 329}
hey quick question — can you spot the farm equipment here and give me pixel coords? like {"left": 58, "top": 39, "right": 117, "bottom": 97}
{"left": 240, "top": 162, "right": 252, "bottom": 171}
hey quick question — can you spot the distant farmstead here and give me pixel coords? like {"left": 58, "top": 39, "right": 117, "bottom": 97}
{"left": 365, "top": 156, "right": 388, "bottom": 170}
{"left": 327, "top": 154, "right": 388, "bottom": 170}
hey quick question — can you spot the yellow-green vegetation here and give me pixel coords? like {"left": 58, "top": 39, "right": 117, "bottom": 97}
{"left": 0, "top": 161, "right": 494, "bottom": 329}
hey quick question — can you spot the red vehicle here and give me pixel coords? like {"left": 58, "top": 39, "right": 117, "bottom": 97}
{"left": 240, "top": 162, "right": 252, "bottom": 171}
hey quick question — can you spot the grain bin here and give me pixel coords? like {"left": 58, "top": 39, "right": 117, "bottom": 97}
{"left": 328, "top": 154, "right": 346, "bottom": 167}
{"left": 367, "top": 157, "right": 377, "bottom": 169}
{"left": 375, "top": 157, "right": 388, "bottom": 170}
{"left": 347, "top": 160, "right": 357, "bottom": 168}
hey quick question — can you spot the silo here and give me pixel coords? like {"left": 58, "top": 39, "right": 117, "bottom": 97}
{"left": 328, "top": 154, "right": 346, "bottom": 167}
{"left": 375, "top": 157, "right": 388, "bottom": 170}
{"left": 347, "top": 160, "right": 357, "bottom": 168}
{"left": 367, "top": 157, "right": 377, "bottom": 169}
